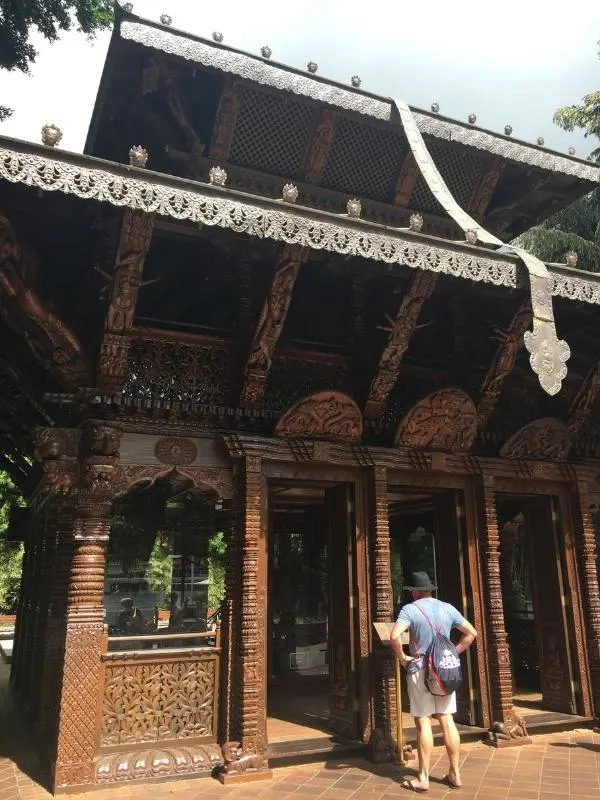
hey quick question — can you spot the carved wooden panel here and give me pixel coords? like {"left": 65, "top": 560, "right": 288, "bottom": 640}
{"left": 101, "top": 653, "right": 219, "bottom": 747}
{"left": 365, "top": 271, "right": 438, "bottom": 420}
{"left": 276, "top": 391, "right": 363, "bottom": 442}
{"left": 95, "top": 743, "right": 223, "bottom": 784}
{"left": 568, "top": 360, "right": 600, "bottom": 439}
{"left": 241, "top": 245, "right": 309, "bottom": 406}
{"left": 500, "top": 418, "right": 571, "bottom": 461}
{"left": 395, "top": 388, "right": 477, "bottom": 452}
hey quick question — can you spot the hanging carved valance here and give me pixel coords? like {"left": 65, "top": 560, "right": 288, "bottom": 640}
{"left": 500, "top": 418, "right": 571, "bottom": 461}
{"left": 275, "top": 391, "right": 363, "bottom": 442}
{"left": 395, "top": 388, "right": 477, "bottom": 452}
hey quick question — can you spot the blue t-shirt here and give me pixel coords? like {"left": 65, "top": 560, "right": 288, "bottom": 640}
{"left": 396, "top": 597, "right": 465, "bottom": 674}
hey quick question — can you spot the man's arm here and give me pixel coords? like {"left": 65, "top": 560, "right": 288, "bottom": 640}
{"left": 390, "top": 621, "right": 413, "bottom": 668}
{"left": 455, "top": 619, "right": 477, "bottom": 655}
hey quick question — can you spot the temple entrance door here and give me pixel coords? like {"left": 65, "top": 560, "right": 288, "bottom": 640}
{"left": 325, "top": 483, "right": 359, "bottom": 740}
{"left": 497, "top": 495, "right": 578, "bottom": 715}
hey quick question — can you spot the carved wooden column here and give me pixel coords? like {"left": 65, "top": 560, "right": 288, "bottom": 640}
{"left": 476, "top": 473, "right": 522, "bottom": 741}
{"left": 52, "top": 422, "right": 121, "bottom": 790}
{"left": 222, "top": 455, "right": 271, "bottom": 782}
{"left": 366, "top": 467, "right": 396, "bottom": 763}
{"left": 571, "top": 473, "right": 600, "bottom": 721}
{"left": 219, "top": 499, "right": 240, "bottom": 744}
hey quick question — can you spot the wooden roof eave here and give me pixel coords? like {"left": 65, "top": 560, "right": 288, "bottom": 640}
{"left": 1, "top": 135, "right": 599, "bottom": 308}
{"left": 108, "top": 6, "right": 600, "bottom": 185}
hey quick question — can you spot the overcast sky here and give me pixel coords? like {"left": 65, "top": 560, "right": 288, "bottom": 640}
{"left": 0, "top": 0, "right": 598, "bottom": 157}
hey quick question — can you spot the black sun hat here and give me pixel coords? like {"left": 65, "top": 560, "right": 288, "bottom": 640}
{"left": 403, "top": 571, "right": 437, "bottom": 592}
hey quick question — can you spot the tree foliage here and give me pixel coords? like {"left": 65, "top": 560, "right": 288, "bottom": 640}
{"left": 0, "top": 0, "right": 114, "bottom": 119}
{"left": 553, "top": 41, "right": 600, "bottom": 162}
{"left": 0, "top": 471, "right": 25, "bottom": 615}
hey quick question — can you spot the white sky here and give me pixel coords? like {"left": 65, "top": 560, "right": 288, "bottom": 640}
{"left": 0, "top": 0, "right": 598, "bottom": 157}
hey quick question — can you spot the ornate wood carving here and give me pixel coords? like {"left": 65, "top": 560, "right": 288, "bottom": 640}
{"left": 571, "top": 477, "right": 600, "bottom": 718}
{"left": 0, "top": 215, "right": 89, "bottom": 388}
{"left": 395, "top": 388, "right": 477, "bottom": 452}
{"left": 301, "top": 108, "right": 336, "bottom": 184}
{"left": 365, "top": 271, "right": 438, "bottom": 419}
{"left": 500, "top": 418, "right": 571, "bottom": 460}
{"left": 95, "top": 743, "right": 223, "bottom": 784}
{"left": 97, "top": 209, "right": 155, "bottom": 392}
{"left": 568, "top": 360, "right": 600, "bottom": 438}
{"left": 276, "top": 391, "right": 363, "bottom": 442}
{"left": 477, "top": 303, "right": 532, "bottom": 431}
{"left": 240, "top": 245, "right": 309, "bottom": 406}
{"left": 209, "top": 78, "right": 240, "bottom": 161}
{"left": 154, "top": 437, "right": 198, "bottom": 466}
{"left": 394, "top": 152, "right": 418, "bottom": 207}
{"left": 477, "top": 473, "right": 518, "bottom": 729}
{"left": 469, "top": 157, "right": 503, "bottom": 218}
{"left": 112, "top": 464, "right": 234, "bottom": 501}
{"left": 101, "top": 651, "right": 219, "bottom": 746}
{"left": 367, "top": 467, "right": 396, "bottom": 763}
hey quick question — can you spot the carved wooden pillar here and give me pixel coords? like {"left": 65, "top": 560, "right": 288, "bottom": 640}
{"left": 52, "top": 422, "right": 121, "bottom": 790}
{"left": 219, "top": 499, "right": 240, "bottom": 744}
{"left": 228, "top": 455, "right": 270, "bottom": 776}
{"left": 477, "top": 473, "right": 517, "bottom": 731}
{"left": 571, "top": 475, "right": 600, "bottom": 720}
{"left": 366, "top": 467, "right": 396, "bottom": 763}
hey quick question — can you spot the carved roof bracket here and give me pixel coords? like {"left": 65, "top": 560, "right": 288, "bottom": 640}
{"left": 469, "top": 156, "right": 503, "bottom": 220}
{"left": 240, "top": 244, "right": 310, "bottom": 407}
{"left": 567, "top": 360, "right": 600, "bottom": 439}
{"left": 209, "top": 77, "right": 240, "bottom": 162}
{"left": 364, "top": 270, "right": 438, "bottom": 420}
{"left": 394, "top": 152, "right": 418, "bottom": 207}
{"left": 97, "top": 208, "right": 155, "bottom": 393}
{"left": 476, "top": 301, "right": 532, "bottom": 432}
{"left": 301, "top": 107, "right": 337, "bottom": 184}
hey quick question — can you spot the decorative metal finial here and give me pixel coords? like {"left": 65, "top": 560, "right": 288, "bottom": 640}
{"left": 307, "top": 61, "right": 318, "bottom": 74}
{"left": 129, "top": 145, "right": 148, "bottom": 168}
{"left": 41, "top": 123, "right": 63, "bottom": 148}
{"left": 468, "top": 112, "right": 477, "bottom": 125}
{"left": 351, "top": 75, "right": 361, "bottom": 88}
{"left": 123, "top": 2, "right": 133, "bottom": 11}
{"left": 261, "top": 45, "right": 272, "bottom": 59}
{"left": 565, "top": 251, "right": 578, "bottom": 268}
{"left": 504, "top": 124, "right": 513, "bottom": 136}
{"left": 212, "top": 31, "right": 224, "bottom": 43}
{"left": 431, "top": 102, "right": 440, "bottom": 113}
{"left": 568, "top": 146, "right": 576, "bottom": 156}
{"left": 160, "top": 14, "right": 172, "bottom": 26}
{"left": 282, "top": 183, "right": 299, "bottom": 203}
{"left": 346, "top": 198, "right": 362, "bottom": 218}
{"left": 209, "top": 165, "right": 227, "bottom": 186}
{"left": 537, "top": 136, "right": 545, "bottom": 146}
{"left": 465, "top": 229, "right": 479, "bottom": 245}
{"left": 409, "top": 213, "right": 424, "bottom": 232}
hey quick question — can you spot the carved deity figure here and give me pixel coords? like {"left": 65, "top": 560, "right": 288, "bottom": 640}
{"left": 305, "top": 110, "right": 335, "bottom": 182}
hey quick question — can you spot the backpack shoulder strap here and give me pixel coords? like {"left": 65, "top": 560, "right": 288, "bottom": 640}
{"left": 415, "top": 600, "right": 446, "bottom": 634}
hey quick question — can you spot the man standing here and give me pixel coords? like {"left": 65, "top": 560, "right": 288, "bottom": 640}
{"left": 390, "top": 571, "right": 477, "bottom": 793}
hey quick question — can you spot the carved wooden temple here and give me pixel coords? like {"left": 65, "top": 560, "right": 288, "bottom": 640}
{"left": 2, "top": 4, "right": 600, "bottom": 793}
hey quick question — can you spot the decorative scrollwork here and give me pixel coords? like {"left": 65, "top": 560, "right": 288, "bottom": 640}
{"left": 500, "top": 418, "right": 571, "bottom": 461}
{"left": 276, "top": 391, "right": 363, "bottom": 442}
{"left": 395, "top": 388, "right": 477, "bottom": 452}
{"left": 95, "top": 743, "right": 223, "bottom": 783}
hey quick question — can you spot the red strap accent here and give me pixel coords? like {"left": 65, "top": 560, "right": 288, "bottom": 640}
{"left": 414, "top": 601, "right": 446, "bottom": 636}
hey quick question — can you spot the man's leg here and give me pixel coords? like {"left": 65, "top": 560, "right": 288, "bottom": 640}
{"left": 412, "top": 715, "right": 433, "bottom": 790}
{"left": 436, "top": 713, "right": 461, "bottom": 787}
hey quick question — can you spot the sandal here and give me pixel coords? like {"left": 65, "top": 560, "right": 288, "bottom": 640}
{"left": 401, "top": 778, "right": 429, "bottom": 793}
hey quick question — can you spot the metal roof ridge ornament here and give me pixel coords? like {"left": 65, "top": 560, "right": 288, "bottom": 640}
{"left": 392, "top": 97, "right": 570, "bottom": 396}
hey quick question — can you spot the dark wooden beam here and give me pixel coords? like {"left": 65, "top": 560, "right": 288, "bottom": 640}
{"left": 301, "top": 108, "right": 336, "bottom": 184}
{"left": 240, "top": 245, "right": 309, "bottom": 407}
{"left": 96, "top": 209, "right": 155, "bottom": 392}
{"left": 0, "top": 215, "right": 89, "bottom": 390}
{"left": 209, "top": 77, "right": 240, "bottom": 162}
{"left": 568, "top": 360, "right": 600, "bottom": 438}
{"left": 393, "top": 152, "right": 419, "bottom": 207}
{"left": 469, "top": 156, "right": 503, "bottom": 220}
{"left": 476, "top": 302, "right": 532, "bottom": 432}
{"left": 364, "top": 270, "right": 438, "bottom": 420}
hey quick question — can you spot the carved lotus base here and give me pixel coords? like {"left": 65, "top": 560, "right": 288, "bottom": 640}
{"left": 94, "top": 743, "right": 224, "bottom": 784}
{"left": 217, "top": 768, "right": 273, "bottom": 785}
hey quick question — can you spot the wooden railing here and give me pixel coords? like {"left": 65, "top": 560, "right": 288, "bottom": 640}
{"left": 99, "top": 630, "right": 220, "bottom": 750}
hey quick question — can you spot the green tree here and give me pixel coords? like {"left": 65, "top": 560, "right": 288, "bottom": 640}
{"left": 207, "top": 531, "right": 226, "bottom": 612}
{"left": 517, "top": 40, "right": 600, "bottom": 272}
{"left": 1, "top": 1, "right": 114, "bottom": 120}
{"left": 0, "top": 471, "right": 25, "bottom": 615}
{"left": 147, "top": 532, "right": 174, "bottom": 610}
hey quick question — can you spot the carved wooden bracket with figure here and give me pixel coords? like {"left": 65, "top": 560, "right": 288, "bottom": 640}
{"left": 477, "top": 302, "right": 532, "bottom": 432}
{"left": 240, "top": 245, "right": 310, "bottom": 406}
{"left": 209, "top": 77, "right": 241, "bottom": 162}
{"left": 567, "top": 359, "right": 600, "bottom": 439}
{"left": 364, "top": 270, "right": 437, "bottom": 419}
{"left": 469, "top": 156, "right": 503, "bottom": 219}
{"left": 394, "top": 151, "right": 419, "bottom": 207}
{"left": 96, "top": 208, "right": 155, "bottom": 392}
{"left": 301, "top": 107, "right": 337, "bottom": 184}
{"left": 0, "top": 214, "right": 89, "bottom": 389}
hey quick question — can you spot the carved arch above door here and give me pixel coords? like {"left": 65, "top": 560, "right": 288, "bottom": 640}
{"left": 275, "top": 391, "right": 363, "bottom": 443}
{"left": 394, "top": 387, "right": 477, "bottom": 452}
